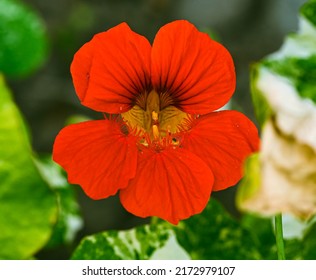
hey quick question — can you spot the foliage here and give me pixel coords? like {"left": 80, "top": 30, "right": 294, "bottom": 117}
{"left": 262, "top": 56, "right": 316, "bottom": 104}
{"left": 0, "top": 77, "right": 83, "bottom": 259}
{"left": 0, "top": 76, "right": 57, "bottom": 259}
{"left": 71, "top": 223, "right": 179, "bottom": 260}
{"left": 71, "top": 198, "right": 266, "bottom": 260}
{"left": 175, "top": 199, "right": 261, "bottom": 260}
{"left": 34, "top": 156, "right": 83, "bottom": 249}
{"left": 70, "top": 198, "right": 316, "bottom": 260}
{"left": 301, "top": 0, "right": 316, "bottom": 26}
{"left": 250, "top": 66, "right": 272, "bottom": 128}
{"left": 0, "top": 0, "right": 48, "bottom": 77}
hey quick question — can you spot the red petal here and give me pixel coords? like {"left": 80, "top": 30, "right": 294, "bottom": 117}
{"left": 70, "top": 42, "right": 93, "bottom": 103}
{"left": 53, "top": 120, "right": 138, "bottom": 199}
{"left": 182, "top": 111, "right": 259, "bottom": 191}
{"left": 119, "top": 147, "right": 214, "bottom": 224}
{"left": 151, "top": 20, "right": 235, "bottom": 114}
{"left": 70, "top": 23, "right": 152, "bottom": 113}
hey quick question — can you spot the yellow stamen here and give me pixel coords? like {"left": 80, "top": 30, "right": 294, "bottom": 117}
{"left": 152, "top": 111, "right": 158, "bottom": 122}
{"left": 152, "top": 124, "right": 159, "bottom": 139}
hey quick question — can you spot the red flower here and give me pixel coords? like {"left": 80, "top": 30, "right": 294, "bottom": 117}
{"left": 53, "top": 20, "right": 259, "bottom": 224}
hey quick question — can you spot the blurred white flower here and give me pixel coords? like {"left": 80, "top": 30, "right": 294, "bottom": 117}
{"left": 237, "top": 0, "right": 316, "bottom": 219}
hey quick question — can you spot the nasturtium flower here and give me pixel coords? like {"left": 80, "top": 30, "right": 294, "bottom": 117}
{"left": 53, "top": 20, "right": 259, "bottom": 224}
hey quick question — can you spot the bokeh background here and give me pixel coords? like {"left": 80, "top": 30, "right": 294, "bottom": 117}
{"left": 5, "top": 0, "right": 306, "bottom": 258}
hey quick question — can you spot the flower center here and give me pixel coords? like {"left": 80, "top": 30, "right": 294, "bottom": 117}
{"left": 121, "top": 90, "right": 188, "bottom": 145}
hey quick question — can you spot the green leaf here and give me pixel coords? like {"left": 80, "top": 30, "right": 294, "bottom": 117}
{"left": 236, "top": 153, "right": 261, "bottom": 212}
{"left": 301, "top": 0, "right": 316, "bottom": 27}
{"left": 250, "top": 65, "right": 272, "bottom": 127}
{"left": 175, "top": 198, "right": 262, "bottom": 260}
{"left": 0, "top": 0, "right": 48, "bottom": 77}
{"left": 34, "top": 156, "right": 83, "bottom": 248}
{"left": 150, "top": 232, "right": 190, "bottom": 260}
{"left": 302, "top": 221, "right": 316, "bottom": 259}
{"left": 241, "top": 214, "right": 304, "bottom": 260}
{"left": 0, "top": 75, "right": 57, "bottom": 259}
{"left": 71, "top": 223, "right": 180, "bottom": 260}
{"left": 241, "top": 214, "right": 277, "bottom": 259}
{"left": 262, "top": 56, "right": 316, "bottom": 104}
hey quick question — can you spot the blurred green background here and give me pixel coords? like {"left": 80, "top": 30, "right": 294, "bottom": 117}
{"left": 1, "top": 0, "right": 306, "bottom": 259}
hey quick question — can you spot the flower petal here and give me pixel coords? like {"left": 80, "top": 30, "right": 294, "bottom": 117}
{"left": 53, "top": 119, "right": 138, "bottom": 199}
{"left": 151, "top": 20, "right": 235, "bottom": 114}
{"left": 70, "top": 23, "right": 152, "bottom": 113}
{"left": 182, "top": 111, "right": 259, "bottom": 191}
{"left": 119, "top": 147, "right": 214, "bottom": 224}
{"left": 70, "top": 41, "right": 93, "bottom": 103}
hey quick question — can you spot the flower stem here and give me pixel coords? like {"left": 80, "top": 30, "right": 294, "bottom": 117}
{"left": 275, "top": 214, "right": 285, "bottom": 260}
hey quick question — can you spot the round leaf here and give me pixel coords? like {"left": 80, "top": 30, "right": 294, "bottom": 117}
{"left": 0, "top": 76, "right": 57, "bottom": 259}
{"left": 0, "top": 0, "right": 48, "bottom": 77}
